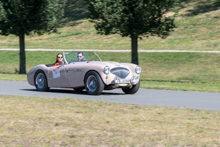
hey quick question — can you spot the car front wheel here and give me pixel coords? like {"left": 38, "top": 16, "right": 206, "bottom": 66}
{"left": 85, "top": 71, "right": 104, "bottom": 95}
{"left": 34, "top": 70, "right": 49, "bottom": 91}
{"left": 122, "top": 81, "right": 140, "bottom": 94}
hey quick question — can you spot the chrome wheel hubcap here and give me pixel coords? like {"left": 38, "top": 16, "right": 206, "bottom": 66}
{"left": 36, "top": 73, "right": 45, "bottom": 89}
{"left": 87, "top": 75, "right": 97, "bottom": 92}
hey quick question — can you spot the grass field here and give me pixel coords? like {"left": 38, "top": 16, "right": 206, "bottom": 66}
{"left": 0, "top": 0, "right": 219, "bottom": 50}
{"left": 0, "top": 95, "right": 219, "bottom": 146}
{"left": 1, "top": 51, "right": 220, "bottom": 92}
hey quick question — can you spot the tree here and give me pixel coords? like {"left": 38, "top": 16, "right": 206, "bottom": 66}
{"left": 86, "top": 0, "right": 178, "bottom": 65}
{"left": 0, "top": 0, "right": 65, "bottom": 74}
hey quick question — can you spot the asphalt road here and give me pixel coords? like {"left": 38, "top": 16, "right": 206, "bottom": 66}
{"left": 1, "top": 80, "right": 220, "bottom": 111}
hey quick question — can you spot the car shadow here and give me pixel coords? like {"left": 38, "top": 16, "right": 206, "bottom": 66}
{"left": 21, "top": 89, "right": 125, "bottom": 96}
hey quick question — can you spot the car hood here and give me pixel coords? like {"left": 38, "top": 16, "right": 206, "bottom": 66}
{"left": 89, "top": 61, "right": 132, "bottom": 69}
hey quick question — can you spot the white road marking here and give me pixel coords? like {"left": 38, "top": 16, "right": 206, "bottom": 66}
{"left": 1, "top": 48, "right": 220, "bottom": 53}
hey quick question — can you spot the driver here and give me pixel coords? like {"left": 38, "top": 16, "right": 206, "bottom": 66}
{"left": 77, "top": 52, "right": 86, "bottom": 61}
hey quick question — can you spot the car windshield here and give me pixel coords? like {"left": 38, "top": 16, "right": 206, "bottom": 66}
{"left": 63, "top": 52, "right": 101, "bottom": 63}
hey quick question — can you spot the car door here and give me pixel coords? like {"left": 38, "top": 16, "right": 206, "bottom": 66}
{"left": 49, "top": 65, "right": 69, "bottom": 87}
{"left": 66, "top": 63, "right": 85, "bottom": 87}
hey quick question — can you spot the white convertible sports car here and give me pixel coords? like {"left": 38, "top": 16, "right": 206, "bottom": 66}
{"left": 27, "top": 51, "right": 141, "bottom": 95}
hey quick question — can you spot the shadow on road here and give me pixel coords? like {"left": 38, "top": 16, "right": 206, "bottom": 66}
{"left": 20, "top": 88, "right": 125, "bottom": 96}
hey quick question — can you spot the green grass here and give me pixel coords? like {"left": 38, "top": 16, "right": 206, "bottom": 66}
{"left": 0, "top": 95, "right": 219, "bottom": 146}
{"left": 0, "top": 0, "right": 219, "bottom": 50}
{"left": 2, "top": 51, "right": 220, "bottom": 92}
{"left": 0, "top": 73, "right": 27, "bottom": 81}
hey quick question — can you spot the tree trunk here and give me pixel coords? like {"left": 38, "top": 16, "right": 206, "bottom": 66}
{"left": 19, "top": 33, "right": 26, "bottom": 74}
{"left": 131, "top": 34, "right": 138, "bottom": 65}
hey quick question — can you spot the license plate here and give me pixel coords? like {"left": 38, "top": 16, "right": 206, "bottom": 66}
{"left": 119, "top": 79, "right": 130, "bottom": 83}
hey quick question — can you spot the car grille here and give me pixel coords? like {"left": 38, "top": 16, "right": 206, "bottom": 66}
{"left": 111, "top": 67, "right": 130, "bottom": 79}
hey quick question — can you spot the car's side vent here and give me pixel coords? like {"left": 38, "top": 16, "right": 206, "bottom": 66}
{"left": 111, "top": 67, "right": 130, "bottom": 79}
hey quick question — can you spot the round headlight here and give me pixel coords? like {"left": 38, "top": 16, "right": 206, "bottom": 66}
{"left": 104, "top": 66, "right": 110, "bottom": 74}
{"left": 135, "top": 66, "right": 141, "bottom": 74}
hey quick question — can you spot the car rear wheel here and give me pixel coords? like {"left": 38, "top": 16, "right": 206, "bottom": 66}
{"left": 35, "top": 70, "right": 49, "bottom": 91}
{"left": 85, "top": 71, "right": 104, "bottom": 95}
{"left": 122, "top": 81, "right": 140, "bottom": 94}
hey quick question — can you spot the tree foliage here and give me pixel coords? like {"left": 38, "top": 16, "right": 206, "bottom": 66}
{"left": 86, "top": 0, "right": 179, "bottom": 64}
{"left": 0, "top": 0, "right": 65, "bottom": 36}
{"left": 0, "top": 0, "right": 65, "bottom": 74}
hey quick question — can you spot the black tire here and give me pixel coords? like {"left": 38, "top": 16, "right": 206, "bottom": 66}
{"left": 74, "top": 87, "right": 84, "bottom": 92}
{"left": 84, "top": 71, "right": 104, "bottom": 95}
{"left": 122, "top": 81, "right": 140, "bottom": 94}
{"left": 34, "top": 70, "right": 49, "bottom": 91}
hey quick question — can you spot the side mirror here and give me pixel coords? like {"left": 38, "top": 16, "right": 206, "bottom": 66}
{"left": 60, "top": 61, "right": 64, "bottom": 66}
